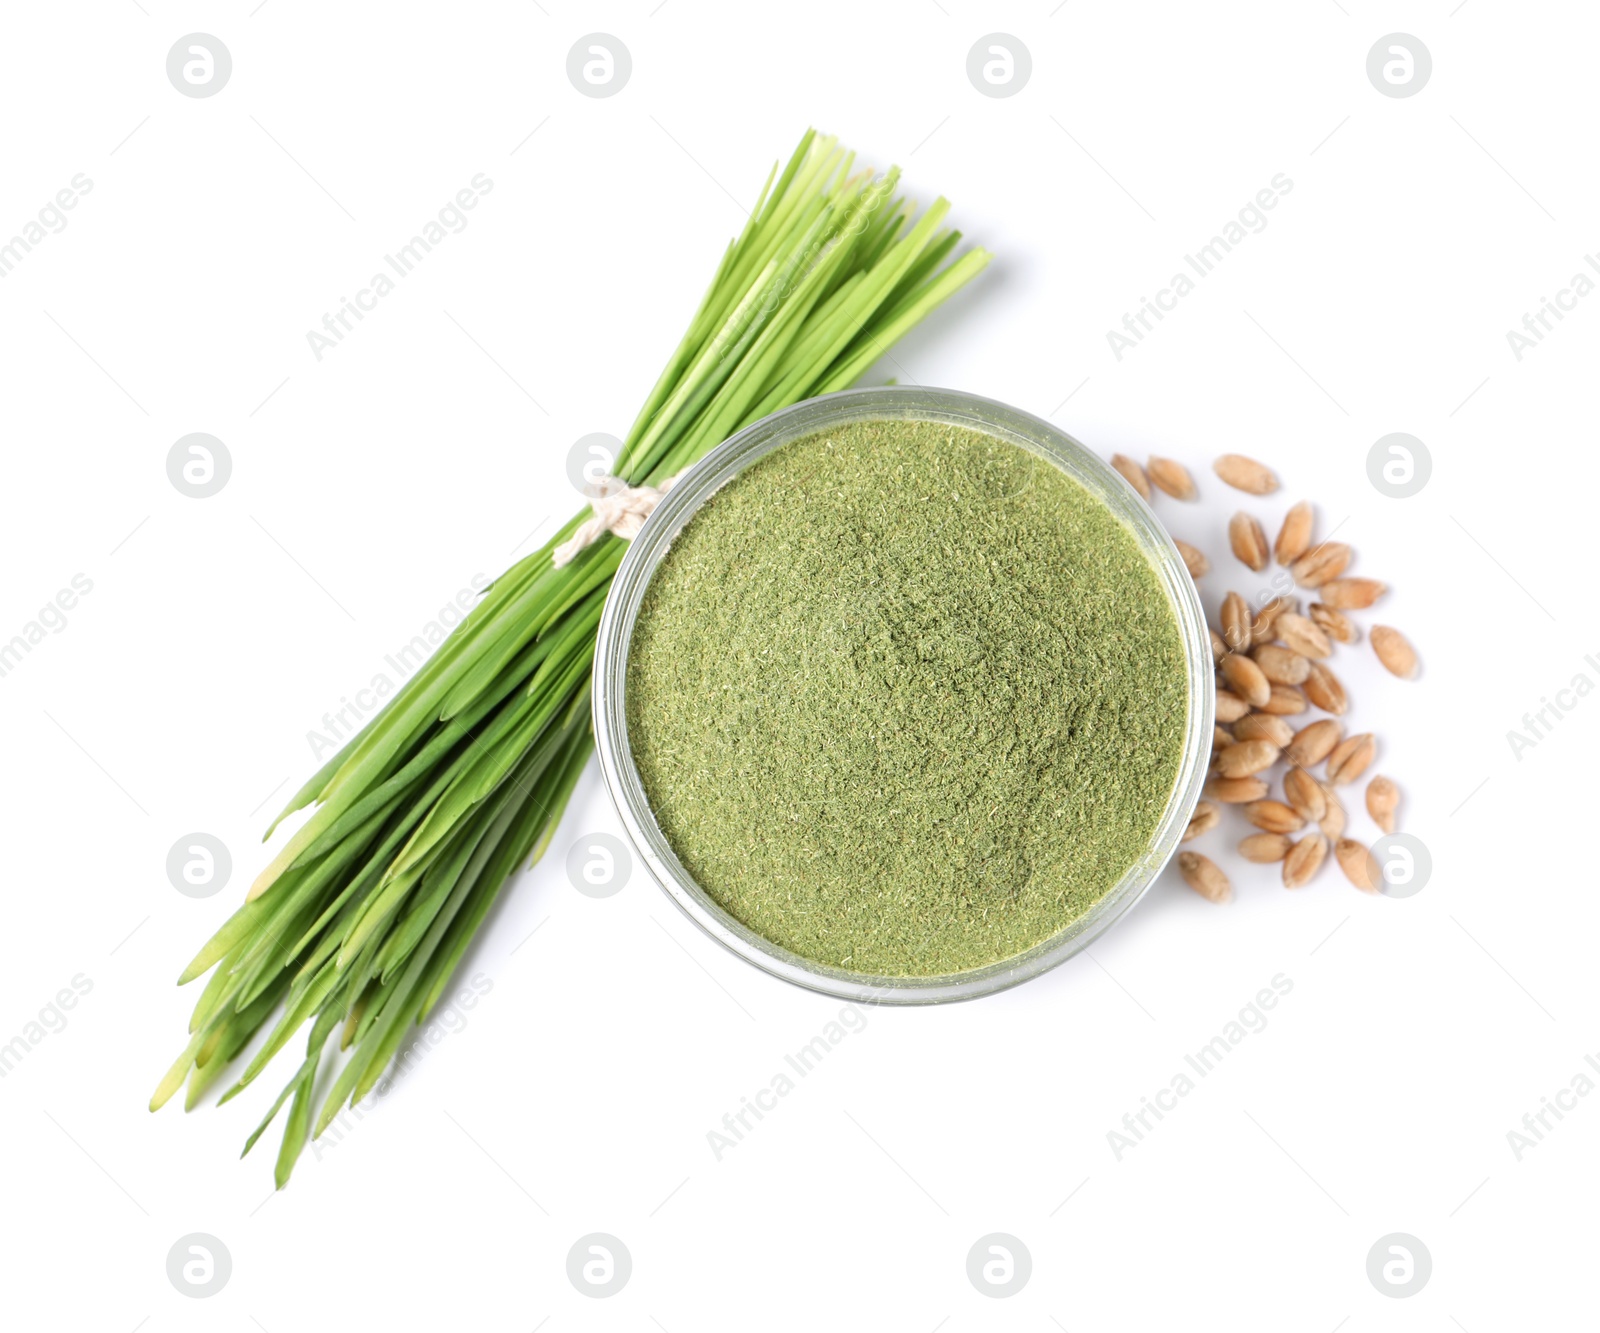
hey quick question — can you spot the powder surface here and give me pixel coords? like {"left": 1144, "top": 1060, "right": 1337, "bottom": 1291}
{"left": 626, "top": 418, "right": 1187, "bottom": 977}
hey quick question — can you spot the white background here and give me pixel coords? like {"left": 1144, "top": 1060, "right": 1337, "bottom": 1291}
{"left": 1, "top": 2, "right": 1594, "bottom": 1328}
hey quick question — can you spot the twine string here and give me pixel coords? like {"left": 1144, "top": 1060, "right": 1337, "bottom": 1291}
{"left": 551, "top": 474, "right": 679, "bottom": 568}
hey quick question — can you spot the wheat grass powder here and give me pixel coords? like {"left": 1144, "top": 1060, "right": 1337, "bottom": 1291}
{"left": 625, "top": 418, "right": 1188, "bottom": 976}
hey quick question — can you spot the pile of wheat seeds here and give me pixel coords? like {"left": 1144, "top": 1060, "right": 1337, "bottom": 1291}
{"left": 1107, "top": 451, "right": 1417, "bottom": 903}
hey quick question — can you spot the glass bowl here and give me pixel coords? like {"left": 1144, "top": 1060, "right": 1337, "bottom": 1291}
{"left": 592, "top": 386, "right": 1214, "bottom": 1004}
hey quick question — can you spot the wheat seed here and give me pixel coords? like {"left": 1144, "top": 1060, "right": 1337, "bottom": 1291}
{"left": 1302, "top": 661, "right": 1347, "bottom": 715}
{"left": 1252, "top": 595, "right": 1297, "bottom": 642}
{"left": 1207, "top": 776, "right": 1271, "bottom": 803}
{"left": 1240, "top": 833, "right": 1292, "bottom": 863}
{"left": 1111, "top": 453, "right": 1152, "bottom": 502}
{"left": 1183, "top": 800, "right": 1221, "bottom": 842}
{"left": 1275, "top": 612, "right": 1332, "bottom": 659}
{"left": 1284, "top": 768, "right": 1327, "bottom": 823}
{"left": 1213, "top": 454, "right": 1279, "bottom": 495}
{"left": 1290, "top": 542, "right": 1351, "bottom": 589}
{"left": 1335, "top": 839, "right": 1381, "bottom": 892}
{"left": 1221, "top": 592, "right": 1252, "bottom": 652}
{"left": 1245, "top": 799, "right": 1306, "bottom": 834}
{"left": 1233, "top": 714, "right": 1294, "bottom": 748}
{"left": 1262, "top": 683, "right": 1309, "bottom": 715}
{"left": 1215, "top": 688, "right": 1251, "bottom": 723}
{"left": 1318, "top": 577, "right": 1386, "bottom": 609}
{"left": 1285, "top": 718, "right": 1343, "bottom": 768}
{"left": 1218, "top": 738, "right": 1281, "bottom": 778}
{"left": 1319, "top": 787, "right": 1347, "bottom": 839}
{"left": 1179, "top": 851, "right": 1231, "bottom": 902}
{"left": 1177, "top": 539, "right": 1210, "bottom": 580}
{"left": 1283, "top": 833, "right": 1328, "bottom": 888}
{"left": 1148, "top": 456, "right": 1197, "bottom": 500}
{"left": 1309, "top": 602, "right": 1358, "bottom": 644}
{"left": 1371, "top": 625, "right": 1418, "bottom": 679}
{"left": 1365, "top": 776, "right": 1399, "bottom": 833}
{"left": 1326, "top": 732, "right": 1376, "bottom": 786}
{"left": 1229, "top": 512, "right": 1269, "bottom": 571}
{"left": 1220, "top": 653, "right": 1272, "bottom": 708}
{"left": 1252, "top": 644, "right": 1310, "bottom": 685}
{"left": 1275, "top": 500, "right": 1313, "bottom": 565}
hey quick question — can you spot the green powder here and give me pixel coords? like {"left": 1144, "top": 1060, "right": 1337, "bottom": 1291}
{"left": 625, "top": 418, "right": 1187, "bottom": 977}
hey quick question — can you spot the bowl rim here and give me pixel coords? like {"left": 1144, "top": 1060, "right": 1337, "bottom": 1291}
{"left": 592, "top": 385, "right": 1215, "bottom": 1004}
